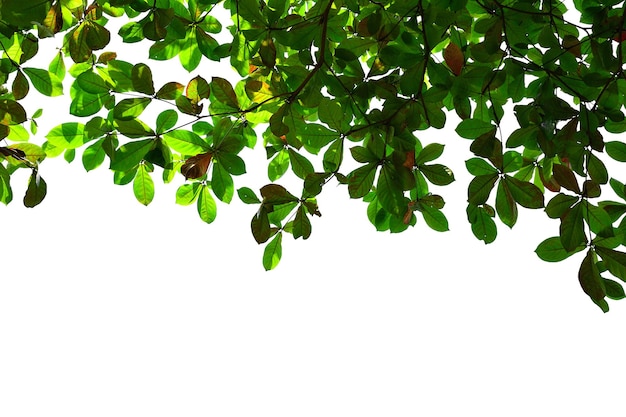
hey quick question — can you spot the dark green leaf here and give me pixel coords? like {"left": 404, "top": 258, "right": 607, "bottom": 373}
{"left": 293, "top": 205, "right": 312, "bottom": 239}
{"left": 504, "top": 176, "right": 544, "bottom": 209}
{"left": 467, "top": 174, "right": 498, "bottom": 205}
{"left": 348, "top": 163, "right": 377, "bottom": 199}
{"left": 23, "top": 170, "right": 46, "bottom": 208}
{"left": 578, "top": 249, "right": 605, "bottom": 302}
{"left": 560, "top": 202, "right": 587, "bottom": 252}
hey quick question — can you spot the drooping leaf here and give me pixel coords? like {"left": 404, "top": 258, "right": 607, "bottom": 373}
{"left": 263, "top": 232, "right": 283, "bottom": 271}
{"left": 197, "top": 184, "right": 217, "bottom": 224}
{"left": 578, "top": 249, "right": 605, "bottom": 302}
{"left": 23, "top": 170, "right": 47, "bottom": 208}
{"left": 133, "top": 163, "right": 154, "bottom": 206}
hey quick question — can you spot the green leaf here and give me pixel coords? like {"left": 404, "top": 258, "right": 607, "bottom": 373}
{"left": 377, "top": 165, "right": 406, "bottom": 216}
{"left": 163, "top": 130, "right": 210, "bottom": 154}
{"left": 293, "top": 205, "right": 312, "bottom": 239}
{"left": 131, "top": 63, "right": 155, "bottom": 95}
{"left": 552, "top": 164, "right": 580, "bottom": 194}
{"left": 113, "top": 97, "right": 152, "bottom": 121}
{"left": 251, "top": 206, "right": 271, "bottom": 243}
{"left": 0, "top": 164, "right": 12, "bottom": 205}
{"left": 595, "top": 246, "right": 626, "bottom": 282}
{"left": 22, "top": 67, "right": 62, "bottom": 97}
{"left": 211, "top": 162, "right": 234, "bottom": 203}
{"left": 45, "top": 122, "right": 86, "bottom": 149}
{"left": 109, "top": 139, "right": 154, "bottom": 171}
{"left": 455, "top": 119, "right": 495, "bottom": 139}
{"left": 348, "top": 163, "right": 377, "bottom": 199}
{"left": 587, "top": 153, "right": 608, "bottom": 184}
{"left": 535, "top": 236, "right": 585, "bottom": 262}
{"left": 211, "top": 77, "right": 239, "bottom": 110}
{"left": 133, "top": 163, "right": 154, "bottom": 206}
{"left": 176, "top": 183, "right": 201, "bottom": 206}
{"left": 467, "top": 174, "right": 498, "bottom": 205}
{"left": 465, "top": 158, "right": 498, "bottom": 176}
{"left": 237, "top": 187, "right": 261, "bottom": 204}
{"left": 467, "top": 204, "right": 497, "bottom": 244}
{"left": 504, "top": 176, "right": 544, "bottom": 209}
{"left": 578, "top": 249, "right": 605, "bottom": 302}
{"left": 82, "top": 138, "right": 106, "bottom": 171}
{"left": 415, "top": 143, "right": 444, "bottom": 165}
{"left": 606, "top": 141, "right": 626, "bottom": 162}
{"left": 287, "top": 148, "right": 314, "bottom": 179}
{"left": 495, "top": 179, "right": 517, "bottom": 228}
{"left": 560, "top": 202, "right": 586, "bottom": 252}
{"left": 263, "top": 232, "right": 283, "bottom": 271}
{"left": 419, "top": 164, "right": 455, "bottom": 185}
{"left": 197, "top": 184, "right": 217, "bottom": 223}
{"left": 260, "top": 184, "right": 298, "bottom": 206}
{"left": 156, "top": 110, "right": 178, "bottom": 134}
{"left": 419, "top": 204, "right": 449, "bottom": 232}
{"left": 545, "top": 193, "right": 578, "bottom": 219}
{"left": 603, "top": 278, "right": 626, "bottom": 300}
{"left": 268, "top": 149, "right": 289, "bottom": 181}
{"left": 76, "top": 71, "right": 109, "bottom": 94}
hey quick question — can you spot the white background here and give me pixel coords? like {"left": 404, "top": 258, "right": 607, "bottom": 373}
{"left": 2, "top": 5, "right": 626, "bottom": 416}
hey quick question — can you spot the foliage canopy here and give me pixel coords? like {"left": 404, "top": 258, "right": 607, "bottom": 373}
{"left": 2, "top": 0, "right": 626, "bottom": 310}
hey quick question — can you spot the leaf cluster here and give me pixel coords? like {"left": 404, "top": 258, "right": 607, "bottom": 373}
{"left": 2, "top": 0, "right": 626, "bottom": 310}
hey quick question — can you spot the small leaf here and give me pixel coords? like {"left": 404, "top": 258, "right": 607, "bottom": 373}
{"left": 176, "top": 183, "right": 200, "bottom": 206}
{"left": 237, "top": 187, "right": 261, "bottom": 204}
{"left": 181, "top": 152, "right": 212, "bottom": 180}
{"left": 419, "top": 164, "right": 455, "bottom": 185}
{"left": 419, "top": 204, "right": 449, "bottom": 231}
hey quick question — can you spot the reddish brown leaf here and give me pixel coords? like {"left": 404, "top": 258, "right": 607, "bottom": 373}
{"left": 444, "top": 42, "right": 464, "bottom": 76}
